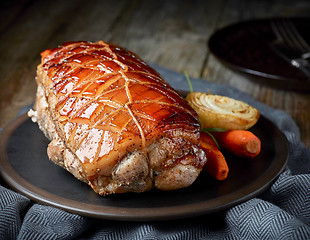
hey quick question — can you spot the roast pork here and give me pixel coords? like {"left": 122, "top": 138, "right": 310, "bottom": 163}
{"left": 28, "top": 41, "right": 207, "bottom": 195}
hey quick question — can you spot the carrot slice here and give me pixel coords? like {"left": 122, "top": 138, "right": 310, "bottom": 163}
{"left": 200, "top": 131, "right": 229, "bottom": 180}
{"left": 211, "top": 130, "right": 261, "bottom": 158}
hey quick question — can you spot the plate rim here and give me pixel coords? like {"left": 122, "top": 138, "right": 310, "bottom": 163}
{"left": 0, "top": 112, "right": 289, "bottom": 221}
{"left": 208, "top": 17, "right": 310, "bottom": 92}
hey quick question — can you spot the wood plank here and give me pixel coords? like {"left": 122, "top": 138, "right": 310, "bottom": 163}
{"left": 0, "top": 0, "right": 33, "bottom": 33}
{"left": 0, "top": 0, "right": 130, "bottom": 127}
{"left": 107, "top": 0, "right": 223, "bottom": 78}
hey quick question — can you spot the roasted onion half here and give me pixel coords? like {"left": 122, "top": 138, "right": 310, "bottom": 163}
{"left": 186, "top": 92, "right": 260, "bottom": 130}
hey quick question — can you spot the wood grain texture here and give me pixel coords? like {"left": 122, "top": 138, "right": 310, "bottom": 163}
{"left": 0, "top": 0, "right": 310, "bottom": 147}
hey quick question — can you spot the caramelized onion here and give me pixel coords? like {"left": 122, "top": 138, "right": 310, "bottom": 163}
{"left": 186, "top": 92, "right": 260, "bottom": 130}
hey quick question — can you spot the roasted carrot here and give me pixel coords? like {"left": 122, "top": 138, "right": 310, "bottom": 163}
{"left": 211, "top": 130, "right": 261, "bottom": 158}
{"left": 200, "top": 131, "right": 229, "bottom": 181}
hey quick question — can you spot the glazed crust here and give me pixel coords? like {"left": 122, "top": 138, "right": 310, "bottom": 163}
{"left": 31, "top": 41, "right": 206, "bottom": 195}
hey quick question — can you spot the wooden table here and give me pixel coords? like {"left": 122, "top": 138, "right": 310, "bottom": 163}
{"left": 1, "top": 0, "right": 310, "bottom": 147}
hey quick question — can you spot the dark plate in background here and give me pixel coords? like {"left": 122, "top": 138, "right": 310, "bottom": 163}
{"left": 208, "top": 18, "right": 310, "bottom": 92}
{"left": 0, "top": 112, "right": 288, "bottom": 221}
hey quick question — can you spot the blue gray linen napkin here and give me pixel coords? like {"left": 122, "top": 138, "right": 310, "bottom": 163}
{"left": 1, "top": 65, "right": 309, "bottom": 239}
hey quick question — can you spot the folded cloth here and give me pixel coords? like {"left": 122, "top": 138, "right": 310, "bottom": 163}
{"left": 1, "top": 65, "right": 309, "bottom": 240}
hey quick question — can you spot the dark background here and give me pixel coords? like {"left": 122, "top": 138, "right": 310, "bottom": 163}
{"left": 1, "top": 0, "right": 310, "bottom": 147}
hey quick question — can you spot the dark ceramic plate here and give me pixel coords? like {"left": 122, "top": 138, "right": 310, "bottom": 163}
{"left": 0, "top": 112, "right": 288, "bottom": 221}
{"left": 208, "top": 18, "right": 310, "bottom": 92}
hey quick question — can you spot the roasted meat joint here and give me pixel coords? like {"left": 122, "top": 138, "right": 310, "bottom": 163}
{"left": 28, "top": 41, "right": 207, "bottom": 195}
